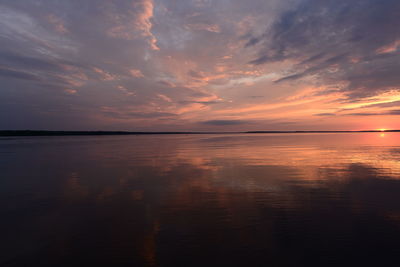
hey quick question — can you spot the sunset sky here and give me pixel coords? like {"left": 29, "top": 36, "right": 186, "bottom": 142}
{"left": 1, "top": 0, "right": 399, "bottom": 131}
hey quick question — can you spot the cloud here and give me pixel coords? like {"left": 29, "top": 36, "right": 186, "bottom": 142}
{"left": 185, "top": 23, "right": 220, "bottom": 33}
{"left": 248, "top": 0, "right": 400, "bottom": 99}
{"left": 376, "top": 40, "right": 400, "bottom": 54}
{"left": 93, "top": 67, "right": 117, "bottom": 81}
{"left": 157, "top": 94, "right": 172, "bottom": 102}
{"left": 46, "top": 14, "right": 68, "bottom": 34}
{"left": 314, "top": 113, "right": 336, "bottom": 117}
{"left": 346, "top": 110, "right": 400, "bottom": 116}
{"left": 107, "top": 0, "right": 159, "bottom": 50}
{"left": 201, "top": 120, "right": 248, "bottom": 126}
{"left": 0, "top": 67, "right": 40, "bottom": 81}
{"left": 129, "top": 69, "right": 144, "bottom": 78}
{"left": 0, "top": 51, "right": 65, "bottom": 72}
{"left": 133, "top": 0, "right": 159, "bottom": 50}
{"left": 64, "top": 89, "right": 77, "bottom": 95}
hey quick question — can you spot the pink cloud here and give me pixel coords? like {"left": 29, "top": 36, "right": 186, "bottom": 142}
{"left": 129, "top": 69, "right": 144, "bottom": 78}
{"left": 93, "top": 67, "right": 117, "bottom": 81}
{"left": 185, "top": 23, "right": 220, "bottom": 33}
{"left": 107, "top": 0, "right": 159, "bottom": 50}
{"left": 376, "top": 40, "right": 400, "bottom": 54}
{"left": 64, "top": 89, "right": 77, "bottom": 94}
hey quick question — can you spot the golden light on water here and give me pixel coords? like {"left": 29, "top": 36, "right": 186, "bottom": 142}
{"left": 378, "top": 128, "right": 387, "bottom": 137}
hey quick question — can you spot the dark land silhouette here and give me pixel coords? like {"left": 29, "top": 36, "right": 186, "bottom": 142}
{"left": 0, "top": 130, "right": 399, "bottom": 136}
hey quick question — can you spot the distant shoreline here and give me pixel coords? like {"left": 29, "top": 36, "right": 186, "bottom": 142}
{"left": 0, "top": 130, "right": 399, "bottom": 137}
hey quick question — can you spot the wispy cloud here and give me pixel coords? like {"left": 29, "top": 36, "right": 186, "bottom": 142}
{"left": 201, "top": 120, "right": 247, "bottom": 126}
{"left": 248, "top": 0, "right": 400, "bottom": 100}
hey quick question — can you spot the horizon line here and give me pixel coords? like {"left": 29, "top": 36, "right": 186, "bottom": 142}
{"left": 1, "top": 129, "right": 399, "bottom": 137}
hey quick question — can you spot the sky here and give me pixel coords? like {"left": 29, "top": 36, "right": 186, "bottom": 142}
{"left": 0, "top": 0, "right": 399, "bottom": 131}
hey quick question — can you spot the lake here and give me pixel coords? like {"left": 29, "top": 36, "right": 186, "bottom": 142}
{"left": 1, "top": 133, "right": 400, "bottom": 266}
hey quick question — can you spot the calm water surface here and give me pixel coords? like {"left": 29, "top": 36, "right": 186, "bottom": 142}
{"left": 1, "top": 133, "right": 400, "bottom": 266}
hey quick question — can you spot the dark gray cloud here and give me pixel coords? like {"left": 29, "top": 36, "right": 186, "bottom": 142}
{"left": 345, "top": 112, "right": 381, "bottom": 116}
{"left": 346, "top": 110, "right": 400, "bottom": 116}
{"left": 201, "top": 120, "right": 248, "bottom": 126}
{"left": 249, "top": 0, "right": 400, "bottom": 99}
{"left": 0, "top": 51, "right": 67, "bottom": 71}
{"left": 314, "top": 113, "right": 336, "bottom": 117}
{"left": 102, "top": 111, "right": 178, "bottom": 120}
{"left": 179, "top": 100, "right": 221, "bottom": 105}
{"left": 0, "top": 67, "right": 40, "bottom": 81}
{"left": 315, "top": 109, "right": 400, "bottom": 117}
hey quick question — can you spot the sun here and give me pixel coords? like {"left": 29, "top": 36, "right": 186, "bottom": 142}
{"left": 378, "top": 128, "right": 387, "bottom": 132}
